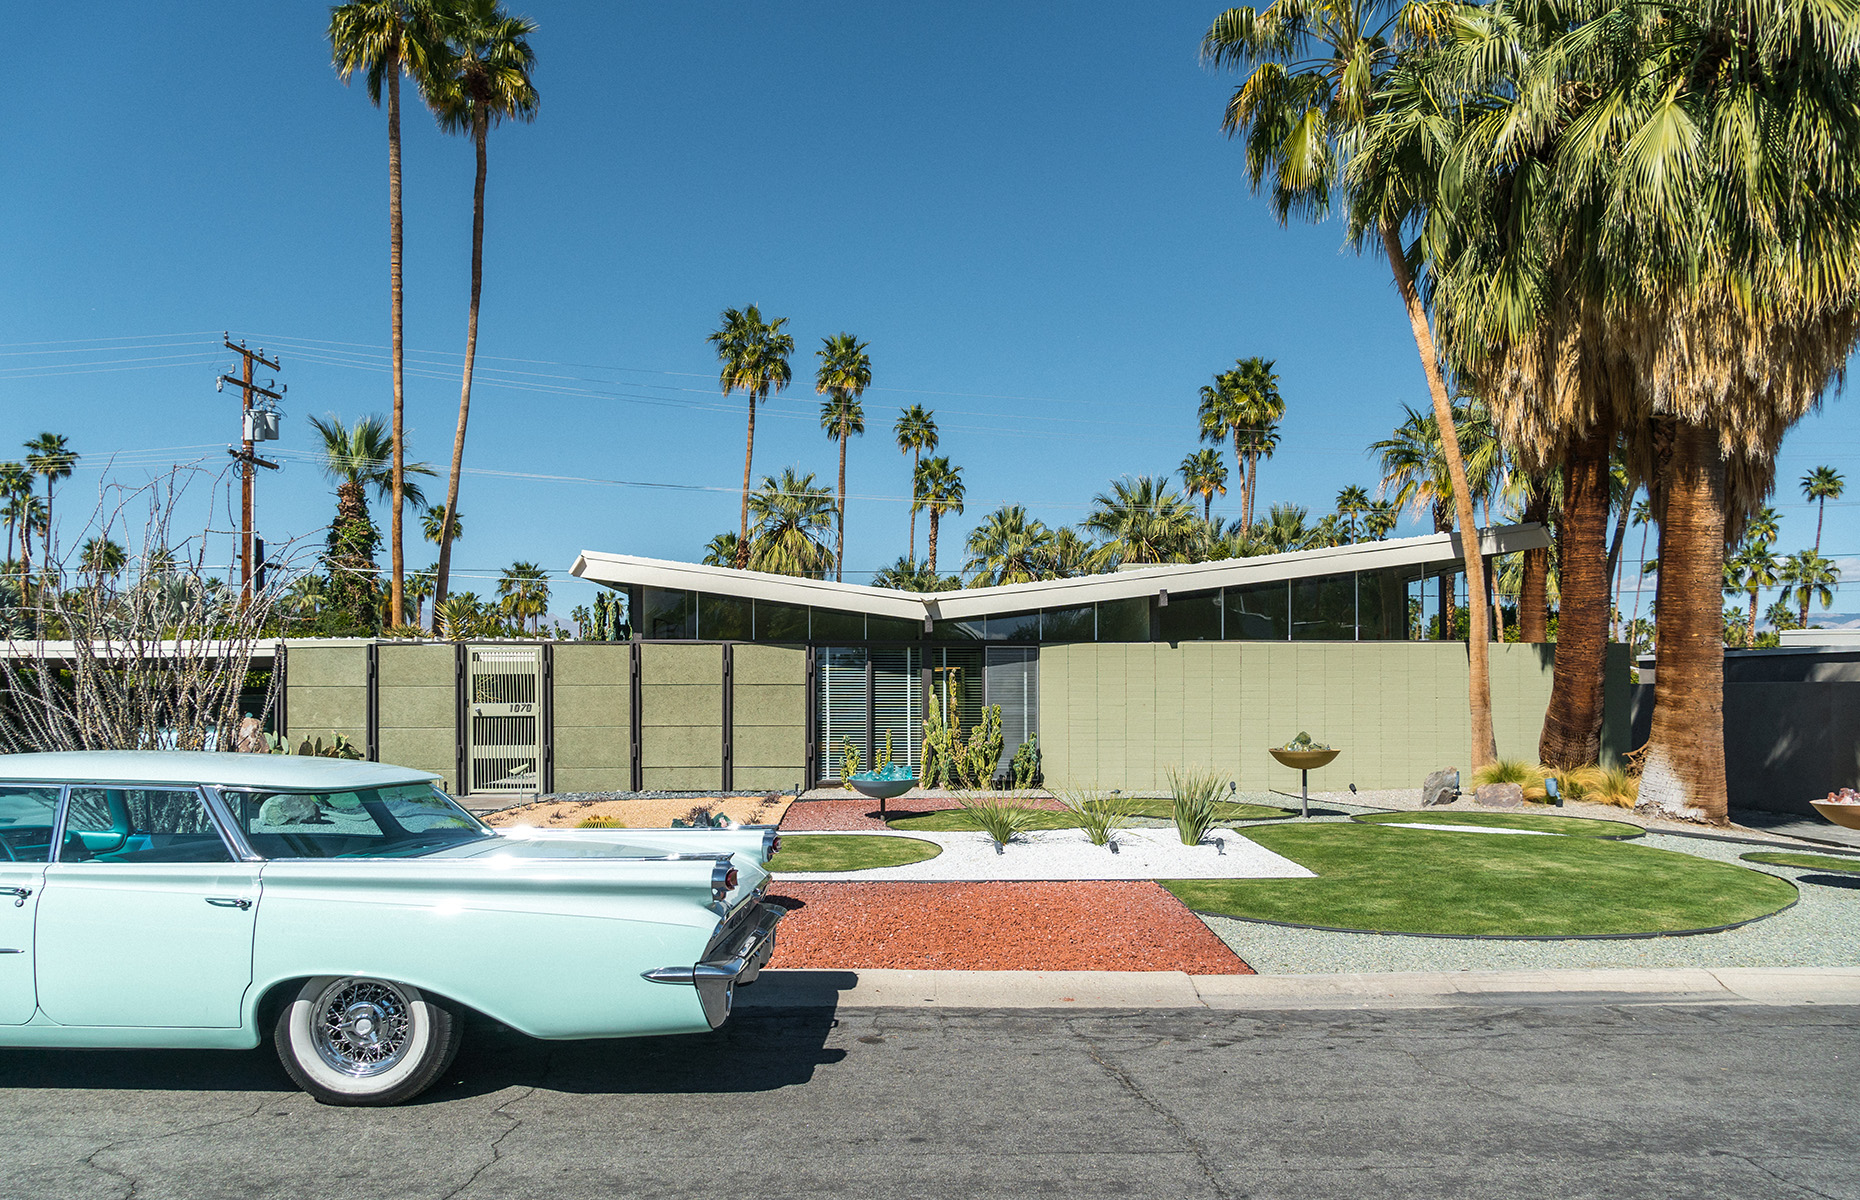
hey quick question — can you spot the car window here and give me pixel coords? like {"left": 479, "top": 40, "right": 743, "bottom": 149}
{"left": 0, "top": 785, "right": 63, "bottom": 864}
{"left": 223, "top": 783, "right": 489, "bottom": 859}
{"left": 62, "top": 788, "right": 234, "bottom": 864}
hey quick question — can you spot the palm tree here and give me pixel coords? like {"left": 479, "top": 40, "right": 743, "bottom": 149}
{"left": 1723, "top": 540, "right": 1778, "bottom": 650}
{"left": 330, "top": 0, "right": 450, "bottom": 630}
{"left": 1180, "top": 449, "right": 1228, "bottom": 522}
{"left": 78, "top": 538, "right": 127, "bottom": 585}
{"left": 1801, "top": 468, "right": 1845, "bottom": 556}
{"left": 1249, "top": 503, "right": 1319, "bottom": 555}
{"left": 1204, "top": 1, "right": 1498, "bottom": 767}
{"left": 5, "top": 492, "right": 46, "bottom": 600}
{"left": 1198, "top": 358, "right": 1284, "bottom": 529}
{"left": 24, "top": 433, "right": 76, "bottom": 589}
{"left": 0, "top": 462, "right": 30, "bottom": 578}
{"left": 1373, "top": 403, "right": 1499, "bottom": 638}
{"left": 708, "top": 305, "right": 794, "bottom": 569}
{"left": 1363, "top": 499, "right": 1398, "bottom": 541}
{"left": 497, "top": 560, "right": 549, "bottom": 633}
{"left": 816, "top": 333, "right": 871, "bottom": 582}
{"left": 745, "top": 469, "right": 836, "bottom": 578}
{"left": 1334, "top": 485, "right": 1371, "bottom": 543}
{"left": 1780, "top": 551, "right": 1841, "bottom": 630}
{"left": 702, "top": 532, "right": 742, "bottom": 567}
{"left": 1082, "top": 476, "right": 1204, "bottom": 566}
{"left": 425, "top": 0, "right": 537, "bottom": 624}
{"left": 964, "top": 505, "right": 1056, "bottom": 586}
{"left": 872, "top": 555, "right": 957, "bottom": 592}
{"left": 914, "top": 457, "right": 965, "bottom": 576}
{"left": 405, "top": 568, "right": 435, "bottom": 628}
{"left": 894, "top": 405, "right": 938, "bottom": 562}
{"left": 421, "top": 504, "right": 462, "bottom": 546}
{"left": 310, "top": 413, "right": 433, "bottom": 629}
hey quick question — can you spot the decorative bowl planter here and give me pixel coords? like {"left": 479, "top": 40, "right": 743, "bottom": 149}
{"left": 847, "top": 777, "right": 916, "bottom": 801}
{"left": 1811, "top": 799, "right": 1860, "bottom": 831}
{"left": 1268, "top": 748, "right": 1340, "bottom": 818}
{"left": 1268, "top": 749, "right": 1340, "bottom": 771}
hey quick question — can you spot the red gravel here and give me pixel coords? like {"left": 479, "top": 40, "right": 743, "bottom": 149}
{"left": 779, "top": 795, "right": 1066, "bottom": 832}
{"left": 765, "top": 881, "right": 1253, "bottom": 974}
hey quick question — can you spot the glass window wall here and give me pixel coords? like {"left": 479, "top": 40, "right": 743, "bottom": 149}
{"left": 1095, "top": 597, "right": 1149, "bottom": 641}
{"left": 1223, "top": 581, "right": 1289, "bottom": 640}
{"left": 1291, "top": 575, "right": 1357, "bottom": 640}
{"left": 1157, "top": 590, "right": 1221, "bottom": 642}
{"left": 641, "top": 588, "right": 695, "bottom": 639}
{"left": 697, "top": 593, "right": 751, "bottom": 641}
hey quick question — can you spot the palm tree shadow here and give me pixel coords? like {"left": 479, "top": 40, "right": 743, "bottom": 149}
{"left": 1797, "top": 873, "right": 1860, "bottom": 890}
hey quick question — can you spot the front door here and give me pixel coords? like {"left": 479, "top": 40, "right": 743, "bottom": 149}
{"left": 34, "top": 787, "right": 259, "bottom": 1028}
{"left": 0, "top": 784, "right": 61, "bottom": 1024}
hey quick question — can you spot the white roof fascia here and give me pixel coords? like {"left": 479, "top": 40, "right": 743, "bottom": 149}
{"left": 572, "top": 525, "right": 1546, "bottom": 623}
{"left": 571, "top": 551, "right": 927, "bottom": 620}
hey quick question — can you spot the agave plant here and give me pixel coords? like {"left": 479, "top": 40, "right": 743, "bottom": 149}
{"left": 1166, "top": 767, "right": 1225, "bottom": 846}
{"left": 956, "top": 795, "right": 1038, "bottom": 852}
{"left": 1055, "top": 785, "right": 1133, "bottom": 849}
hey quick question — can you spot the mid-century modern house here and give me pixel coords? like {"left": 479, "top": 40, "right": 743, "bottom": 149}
{"left": 269, "top": 523, "right": 1640, "bottom": 800}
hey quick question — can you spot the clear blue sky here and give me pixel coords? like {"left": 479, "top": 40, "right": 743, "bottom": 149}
{"left": 5, "top": 2, "right": 1856, "bottom": 619}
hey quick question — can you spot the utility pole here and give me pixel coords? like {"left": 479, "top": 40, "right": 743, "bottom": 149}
{"left": 218, "top": 336, "right": 283, "bottom": 606}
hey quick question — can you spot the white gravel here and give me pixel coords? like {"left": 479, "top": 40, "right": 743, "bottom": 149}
{"left": 776, "top": 828, "right": 1316, "bottom": 883}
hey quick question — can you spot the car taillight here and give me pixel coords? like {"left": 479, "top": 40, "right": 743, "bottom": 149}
{"left": 723, "top": 868, "right": 739, "bottom": 892}
{"left": 770, "top": 834, "right": 781, "bottom": 854}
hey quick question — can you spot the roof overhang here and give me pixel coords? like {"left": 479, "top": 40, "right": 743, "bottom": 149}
{"left": 571, "top": 524, "right": 1549, "bottom": 622}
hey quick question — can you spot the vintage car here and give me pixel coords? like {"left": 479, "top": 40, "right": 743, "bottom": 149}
{"left": 0, "top": 751, "right": 785, "bottom": 1105}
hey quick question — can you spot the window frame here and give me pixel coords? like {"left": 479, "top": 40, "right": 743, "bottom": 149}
{"left": 19, "top": 781, "right": 251, "bottom": 866}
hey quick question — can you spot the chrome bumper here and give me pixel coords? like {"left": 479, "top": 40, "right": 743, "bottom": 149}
{"left": 643, "top": 899, "right": 787, "bottom": 1028}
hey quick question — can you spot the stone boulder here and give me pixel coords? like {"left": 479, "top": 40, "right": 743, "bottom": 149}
{"left": 1421, "top": 768, "right": 1460, "bottom": 807}
{"left": 1475, "top": 782, "right": 1525, "bottom": 809}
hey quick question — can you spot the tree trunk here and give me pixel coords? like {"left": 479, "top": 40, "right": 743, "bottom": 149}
{"left": 735, "top": 393, "right": 757, "bottom": 570}
{"left": 1815, "top": 498, "right": 1826, "bottom": 555}
{"left": 927, "top": 509, "right": 940, "bottom": 576}
{"left": 1381, "top": 215, "right": 1495, "bottom": 768}
{"left": 1639, "top": 422, "right": 1728, "bottom": 823}
{"left": 386, "top": 59, "right": 407, "bottom": 628}
{"left": 1540, "top": 422, "right": 1611, "bottom": 768}
{"left": 1747, "top": 590, "right": 1759, "bottom": 648}
{"left": 908, "top": 449, "right": 920, "bottom": 564}
{"left": 836, "top": 431, "right": 847, "bottom": 583}
{"left": 1518, "top": 483, "right": 1551, "bottom": 642}
{"left": 433, "top": 115, "right": 489, "bottom": 631}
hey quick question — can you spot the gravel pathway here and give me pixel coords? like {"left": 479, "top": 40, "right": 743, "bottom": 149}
{"left": 775, "top": 828, "right": 1315, "bottom": 882}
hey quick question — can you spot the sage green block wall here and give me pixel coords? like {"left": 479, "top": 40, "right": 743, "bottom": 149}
{"left": 553, "top": 644, "right": 632, "bottom": 793}
{"left": 639, "top": 644, "right": 723, "bottom": 790}
{"left": 375, "top": 643, "right": 459, "bottom": 790}
{"left": 1041, "top": 641, "right": 1566, "bottom": 792}
{"left": 281, "top": 642, "right": 369, "bottom": 752}
{"left": 732, "top": 644, "right": 805, "bottom": 792}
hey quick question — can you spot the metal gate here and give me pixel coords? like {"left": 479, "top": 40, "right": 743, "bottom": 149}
{"left": 466, "top": 647, "right": 543, "bottom": 794}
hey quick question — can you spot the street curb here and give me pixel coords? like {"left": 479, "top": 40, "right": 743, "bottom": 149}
{"left": 736, "top": 966, "right": 1860, "bottom": 1011}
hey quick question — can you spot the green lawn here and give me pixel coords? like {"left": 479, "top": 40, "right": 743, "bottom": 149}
{"left": 1741, "top": 850, "right": 1860, "bottom": 875}
{"left": 1163, "top": 822, "right": 1794, "bottom": 937}
{"left": 767, "top": 833, "right": 941, "bottom": 873}
{"left": 887, "top": 800, "right": 1292, "bottom": 833}
{"left": 1351, "top": 810, "right": 1644, "bottom": 839}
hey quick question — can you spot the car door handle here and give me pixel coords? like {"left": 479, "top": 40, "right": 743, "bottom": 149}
{"left": 5, "top": 887, "right": 29, "bottom": 908}
{"left": 205, "top": 896, "right": 253, "bottom": 910}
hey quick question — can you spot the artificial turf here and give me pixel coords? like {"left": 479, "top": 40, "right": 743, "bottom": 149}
{"left": 1740, "top": 850, "right": 1860, "bottom": 875}
{"left": 767, "top": 833, "right": 941, "bottom": 873}
{"left": 1163, "top": 822, "right": 1795, "bottom": 937}
{"left": 887, "top": 800, "right": 1292, "bottom": 833}
{"left": 1351, "top": 810, "right": 1644, "bottom": 839}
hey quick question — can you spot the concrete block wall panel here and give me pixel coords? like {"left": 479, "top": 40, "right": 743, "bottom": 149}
{"left": 639, "top": 643, "right": 723, "bottom": 790}
{"left": 732, "top": 644, "right": 805, "bottom": 792}
{"left": 552, "top": 644, "right": 632, "bottom": 794}
{"left": 281, "top": 643, "right": 369, "bottom": 751}
{"left": 1599, "top": 643, "right": 1633, "bottom": 767}
{"left": 1041, "top": 641, "right": 1569, "bottom": 792}
{"left": 375, "top": 643, "right": 459, "bottom": 790}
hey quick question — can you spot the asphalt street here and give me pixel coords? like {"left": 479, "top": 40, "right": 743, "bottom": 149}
{"left": 0, "top": 1002, "right": 1855, "bottom": 1200}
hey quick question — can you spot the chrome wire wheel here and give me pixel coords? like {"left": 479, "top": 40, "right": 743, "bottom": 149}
{"left": 311, "top": 979, "right": 415, "bottom": 1077}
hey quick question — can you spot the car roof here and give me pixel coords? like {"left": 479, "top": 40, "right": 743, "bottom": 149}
{"left": 0, "top": 751, "right": 439, "bottom": 791}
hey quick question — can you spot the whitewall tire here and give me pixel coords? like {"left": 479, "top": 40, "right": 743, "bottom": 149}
{"left": 274, "top": 976, "right": 462, "bottom": 1106}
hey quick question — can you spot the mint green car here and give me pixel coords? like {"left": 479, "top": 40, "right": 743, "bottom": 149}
{"left": 0, "top": 751, "right": 784, "bottom": 1105}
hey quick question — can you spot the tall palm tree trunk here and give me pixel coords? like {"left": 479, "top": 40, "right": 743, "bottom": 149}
{"left": 1540, "top": 423, "right": 1611, "bottom": 768}
{"left": 1815, "top": 498, "right": 1827, "bottom": 555}
{"left": 735, "top": 395, "right": 757, "bottom": 570}
{"left": 387, "top": 59, "right": 407, "bottom": 628}
{"left": 433, "top": 113, "right": 488, "bottom": 630}
{"left": 1639, "top": 422, "right": 1728, "bottom": 822}
{"left": 835, "top": 432, "right": 848, "bottom": 582}
{"left": 1747, "top": 588, "right": 1760, "bottom": 648}
{"left": 927, "top": 510, "right": 940, "bottom": 576}
{"left": 908, "top": 449, "right": 920, "bottom": 563}
{"left": 1381, "top": 216, "right": 1495, "bottom": 768}
{"left": 1518, "top": 485, "right": 1550, "bottom": 642}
